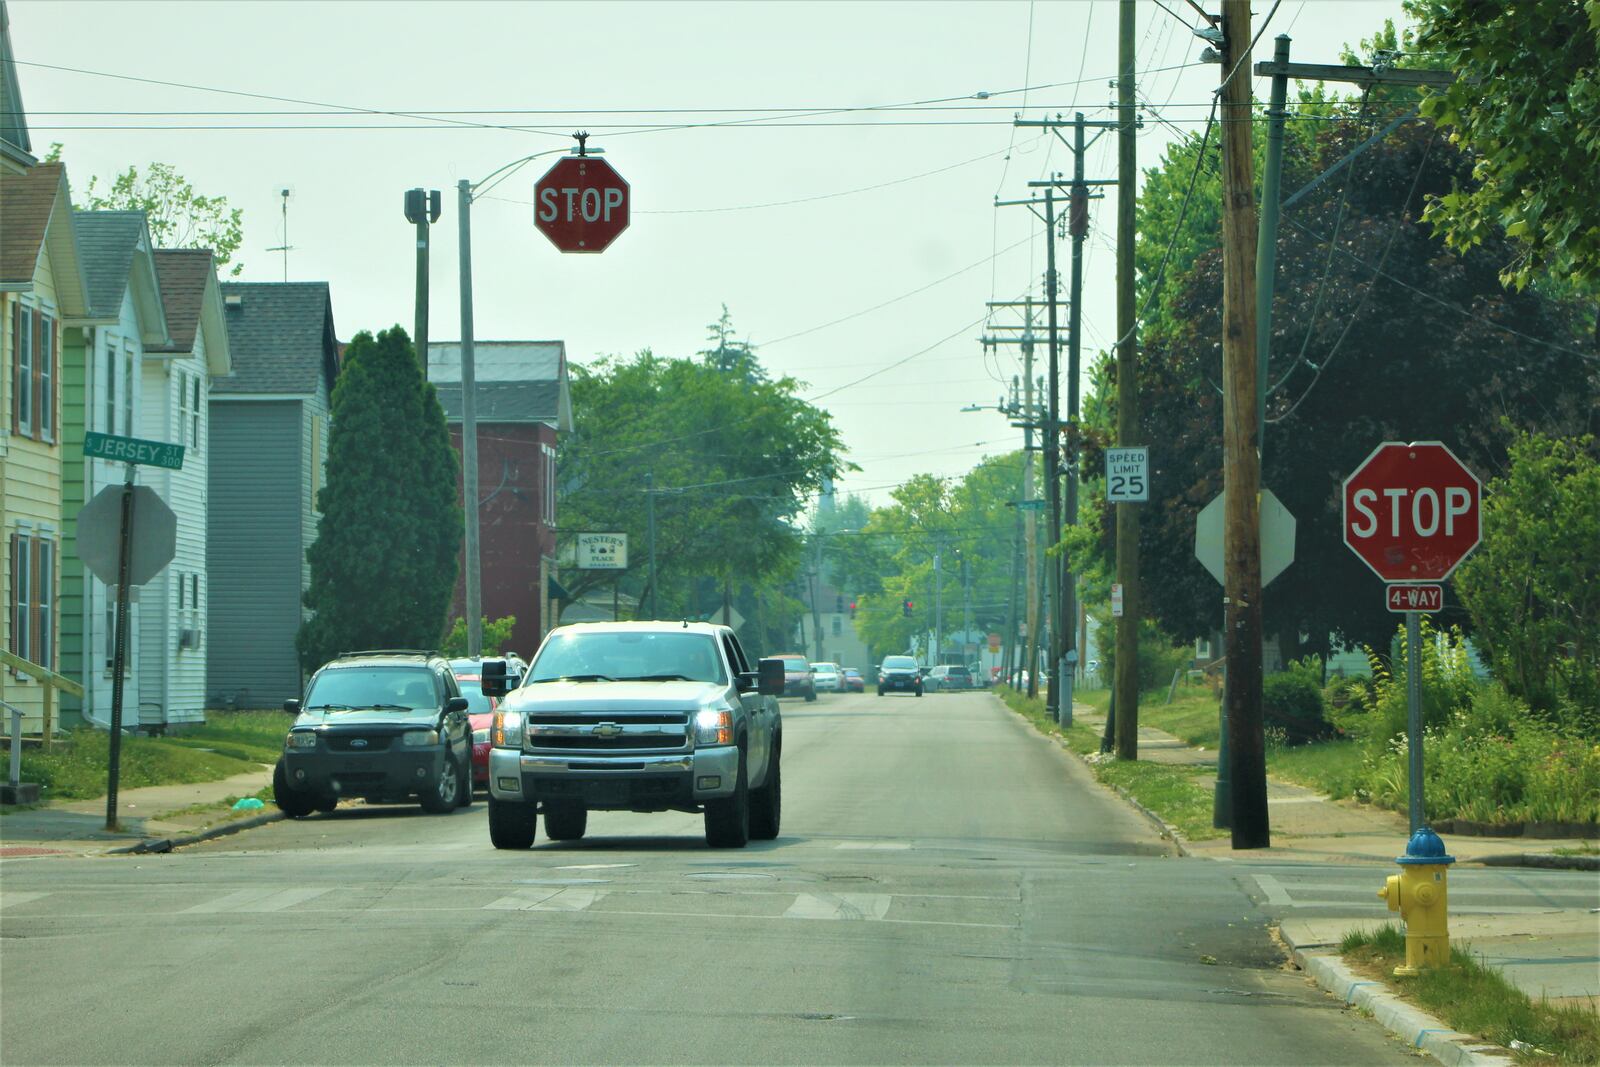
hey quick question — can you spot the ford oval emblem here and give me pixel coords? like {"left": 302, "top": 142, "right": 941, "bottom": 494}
{"left": 350, "top": 738, "right": 368, "bottom": 748}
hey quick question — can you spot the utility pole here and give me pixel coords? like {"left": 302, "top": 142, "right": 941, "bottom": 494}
{"left": 809, "top": 533, "right": 825, "bottom": 662}
{"left": 933, "top": 548, "right": 943, "bottom": 667}
{"left": 456, "top": 179, "right": 484, "bottom": 657}
{"left": 1042, "top": 184, "right": 1064, "bottom": 723}
{"left": 987, "top": 306, "right": 1042, "bottom": 697}
{"left": 1061, "top": 111, "right": 1089, "bottom": 727}
{"left": 1113, "top": 0, "right": 1142, "bottom": 761}
{"left": 645, "top": 471, "right": 658, "bottom": 620}
{"left": 404, "top": 188, "right": 441, "bottom": 366}
{"left": 1219, "top": 0, "right": 1269, "bottom": 849}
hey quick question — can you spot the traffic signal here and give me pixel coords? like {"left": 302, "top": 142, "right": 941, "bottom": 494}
{"left": 903, "top": 600, "right": 913, "bottom": 617}
{"left": 836, "top": 595, "right": 844, "bottom": 614}
{"left": 849, "top": 600, "right": 857, "bottom": 619}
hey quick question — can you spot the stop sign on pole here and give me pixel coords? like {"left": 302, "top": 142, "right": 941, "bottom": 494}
{"left": 533, "top": 155, "right": 630, "bottom": 253}
{"left": 1342, "top": 441, "right": 1481, "bottom": 582}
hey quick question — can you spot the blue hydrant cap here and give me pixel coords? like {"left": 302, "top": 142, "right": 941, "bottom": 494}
{"left": 1396, "top": 827, "right": 1455, "bottom": 865}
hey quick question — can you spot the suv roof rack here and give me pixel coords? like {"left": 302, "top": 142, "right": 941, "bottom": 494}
{"left": 335, "top": 649, "right": 439, "bottom": 659}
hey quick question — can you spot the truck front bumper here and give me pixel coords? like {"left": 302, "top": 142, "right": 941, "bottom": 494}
{"left": 282, "top": 748, "right": 446, "bottom": 800}
{"left": 486, "top": 745, "right": 740, "bottom": 809}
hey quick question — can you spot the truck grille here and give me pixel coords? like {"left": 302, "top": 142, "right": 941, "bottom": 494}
{"left": 325, "top": 734, "right": 394, "bottom": 752}
{"left": 525, "top": 712, "right": 689, "bottom": 753}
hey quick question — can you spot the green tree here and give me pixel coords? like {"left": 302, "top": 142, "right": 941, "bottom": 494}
{"left": 1409, "top": 0, "right": 1600, "bottom": 288}
{"left": 70, "top": 160, "right": 246, "bottom": 275}
{"left": 699, "top": 304, "right": 766, "bottom": 383}
{"left": 297, "top": 327, "right": 461, "bottom": 669}
{"left": 441, "top": 616, "right": 518, "bottom": 658}
{"left": 1454, "top": 431, "right": 1600, "bottom": 725}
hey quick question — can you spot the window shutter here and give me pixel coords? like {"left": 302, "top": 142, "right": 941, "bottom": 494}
{"left": 7, "top": 532, "right": 18, "bottom": 662}
{"left": 39, "top": 311, "right": 55, "bottom": 443}
{"left": 36, "top": 537, "right": 53, "bottom": 669}
{"left": 9, "top": 302, "right": 18, "bottom": 434}
{"left": 31, "top": 306, "right": 42, "bottom": 442}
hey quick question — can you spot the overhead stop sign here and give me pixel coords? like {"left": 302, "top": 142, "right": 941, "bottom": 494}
{"left": 534, "top": 154, "right": 630, "bottom": 253}
{"left": 1342, "top": 441, "right": 1481, "bottom": 582}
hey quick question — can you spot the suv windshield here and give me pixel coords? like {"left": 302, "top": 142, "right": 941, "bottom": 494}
{"left": 455, "top": 677, "right": 493, "bottom": 714}
{"left": 529, "top": 631, "right": 727, "bottom": 684}
{"left": 305, "top": 667, "right": 438, "bottom": 711}
{"left": 779, "top": 657, "right": 810, "bottom": 672}
{"left": 883, "top": 657, "right": 917, "bottom": 670}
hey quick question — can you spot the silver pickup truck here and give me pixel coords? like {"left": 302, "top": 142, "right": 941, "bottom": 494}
{"left": 479, "top": 621, "right": 785, "bottom": 849}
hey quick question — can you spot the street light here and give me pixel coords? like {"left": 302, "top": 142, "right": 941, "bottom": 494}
{"left": 454, "top": 138, "right": 586, "bottom": 656}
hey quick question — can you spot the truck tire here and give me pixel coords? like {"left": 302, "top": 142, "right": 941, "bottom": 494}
{"left": 420, "top": 752, "right": 460, "bottom": 814}
{"left": 749, "top": 747, "right": 781, "bottom": 841}
{"left": 543, "top": 801, "right": 587, "bottom": 841}
{"left": 313, "top": 795, "right": 338, "bottom": 814}
{"left": 273, "top": 760, "right": 316, "bottom": 818}
{"left": 488, "top": 795, "right": 537, "bottom": 849}
{"left": 704, "top": 749, "right": 750, "bottom": 848}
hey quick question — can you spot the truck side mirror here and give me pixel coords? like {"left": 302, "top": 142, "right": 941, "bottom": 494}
{"left": 480, "top": 658, "right": 509, "bottom": 698}
{"left": 757, "top": 658, "right": 786, "bottom": 696}
{"left": 283, "top": 698, "right": 301, "bottom": 715}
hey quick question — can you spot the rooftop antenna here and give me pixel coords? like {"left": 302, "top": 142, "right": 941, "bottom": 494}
{"left": 265, "top": 187, "right": 296, "bottom": 281}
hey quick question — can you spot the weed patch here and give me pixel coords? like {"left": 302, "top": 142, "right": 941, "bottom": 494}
{"left": 1342, "top": 925, "right": 1600, "bottom": 1064}
{"left": 4, "top": 729, "right": 263, "bottom": 802}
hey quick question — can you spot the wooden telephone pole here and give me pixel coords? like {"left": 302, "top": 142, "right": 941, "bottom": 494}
{"left": 1219, "top": 0, "right": 1269, "bottom": 849}
{"left": 1113, "top": 0, "right": 1141, "bottom": 760}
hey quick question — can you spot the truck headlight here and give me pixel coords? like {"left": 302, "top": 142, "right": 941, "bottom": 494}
{"left": 492, "top": 710, "right": 524, "bottom": 748}
{"left": 401, "top": 729, "right": 439, "bottom": 747}
{"left": 694, "top": 709, "right": 733, "bottom": 746}
{"left": 285, "top": 731, "right": 318, "bottom": 750}
{"left": 472, "top": 728, "right": 490, "bottom": 744}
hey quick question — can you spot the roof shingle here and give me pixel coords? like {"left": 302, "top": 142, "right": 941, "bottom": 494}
{"left": 150, "top": 249, "right": 214, "bottom": 353}
{"left": 0, "top": 162, "right": 62, "bottom": 285}
{"left": 216, "top": 281, "right": 338, "bottom": 394}
{"left": 73, "top": 211, "right": 146, "bottom": 318}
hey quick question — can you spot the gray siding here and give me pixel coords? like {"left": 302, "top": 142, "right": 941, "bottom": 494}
{"left": 206, "top": 399, "right": 304, "bottom": 705}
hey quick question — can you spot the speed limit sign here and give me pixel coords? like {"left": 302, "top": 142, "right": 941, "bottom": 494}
{"left": 1105, "top": 447, "right": 1149, "bottom": 503}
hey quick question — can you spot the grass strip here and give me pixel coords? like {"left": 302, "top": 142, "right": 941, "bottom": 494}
{"left": 1342, "top": 925, "right": 1600, "bottom": 1064}
{"left": 995, "top": 686, "right": 1225, "bottom": 841}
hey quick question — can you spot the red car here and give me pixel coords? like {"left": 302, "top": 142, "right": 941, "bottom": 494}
{"left": 843, "top": 668, "right": 866, "bottom": 693}
{"left": 449, "top": 660, "right": 499, "bottom": 790}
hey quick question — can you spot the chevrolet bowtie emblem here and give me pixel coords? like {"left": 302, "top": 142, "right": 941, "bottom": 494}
{"left": 592, "top": 723, "right": 622, "bottom": 738}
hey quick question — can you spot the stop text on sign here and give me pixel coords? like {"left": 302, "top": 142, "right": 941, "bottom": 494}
{"left": 538, "top": 186, "right": 625, "bottom": 225}
{"left": 1341, "top": 441, "right": 1481, "bottom": 583}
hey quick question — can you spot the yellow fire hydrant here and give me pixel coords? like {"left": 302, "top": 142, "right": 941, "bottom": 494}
{"left": 1377, "top": 827, "right": 1455, "bottom": 976}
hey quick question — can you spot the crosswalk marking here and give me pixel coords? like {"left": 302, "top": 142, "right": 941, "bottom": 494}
{"left": 785, "top": 892, "right": 892, "bottom": 921}
{"left": 183, "top": 887, "right": 333, "bottom": 913}
{"left": 835, "top": 842, "right": 911, "bottom": 851}
{"left": 484, "top": 887, "right": 607, "bottom": 912}
{"left": 0, "top": 892, "right": 47, "bottom": 910}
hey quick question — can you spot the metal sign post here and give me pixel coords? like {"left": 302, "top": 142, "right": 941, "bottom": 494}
{"left": 105, "top": 474, "right": 135, "bottom": 831}
{"left": 1406, "top": 609, "right": 1424, "bottom": 832}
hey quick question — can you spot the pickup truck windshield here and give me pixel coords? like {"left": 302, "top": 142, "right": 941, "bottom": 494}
{"left": 529, "top": 631, "right": 727, "bottom": 685}
{"left": 305, "top": 667, "right": 439, "bottom": 711}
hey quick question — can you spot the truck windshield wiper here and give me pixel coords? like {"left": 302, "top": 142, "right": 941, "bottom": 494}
{"left": 307, "top": 703, "right": 355, "bottom": 710}
{"left": 529, "top": 674, "right": 615, "bottom": 683}
{"left": 624, "top": 674, "right": 692, "bottom": 682}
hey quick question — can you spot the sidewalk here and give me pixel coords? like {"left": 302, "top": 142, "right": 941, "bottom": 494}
{"left": 0, "top": 766, "right": 278, "bottom": 857}
{"left": 1073, "top": 704, "right": 1599, "bottom": 1061}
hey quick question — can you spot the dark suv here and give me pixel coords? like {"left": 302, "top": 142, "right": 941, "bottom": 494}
{"left": 273, "top": 651, "right": 474, "bottom": 817}
{"left": 877, "top": 655, "right": 922, "bottom": 696}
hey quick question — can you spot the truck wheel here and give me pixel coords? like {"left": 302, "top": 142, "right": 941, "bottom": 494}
{"left": 749, "top": 748, "right": 781, "bottom": 841}
{"left": 455, "top": 751, "right": 474, "bottom": 808}
{"left": 705, "top": 750, "right": 750, "bottom": 848}
{"left": 420, "top": 752, "right": 460, "bottom": 814}
{"left": 313, "top": 795, "right": 338, "bottom": 814}
{"left": 488, "top": 795, "right": 537, "bottom": 849}
{"left": 543, "top": 801, "right": 587, "bottom": 841}
{"left": 273, "top": 760, "right": 316, "bottom": 818}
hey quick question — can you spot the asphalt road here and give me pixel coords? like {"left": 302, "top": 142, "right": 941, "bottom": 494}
{"left": 0, "top": 690, "right": 1414, "bottom": 1065}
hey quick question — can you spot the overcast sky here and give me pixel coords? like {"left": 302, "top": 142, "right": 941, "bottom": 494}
{"left": 10, "top": 0, "right": 1406, "bottom": 509}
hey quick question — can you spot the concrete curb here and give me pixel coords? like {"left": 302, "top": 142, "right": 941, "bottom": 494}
{"left": 107, "top": 810, "right": 284, "bottom": 855}
{"left": 1282, "top": 935, "right": 1513, "bottom": 1066}
{"left": 1475, "top": 852, "right": 1599, "bottom": 872}
{"left": 1104, "top": 779, "right": 1192, "bottom": 858}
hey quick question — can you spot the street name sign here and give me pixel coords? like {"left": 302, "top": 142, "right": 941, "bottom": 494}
{"left": 1386, "top": 584, "right": 1443, "bottom": 613}
{"left": 1105, "top": 447, "right": 1149, "bottom": 502}
{"left": 534, "top": 155, "right": 630, "bottom": 253}
{"left": 1015, "top": 499, "right": 1046, "bottom": 512}
{"left": 1110, "top": 583, "right": 1124, "bottom": 617}
{"left": 83, "top": 431, "right": 184, "bottom": 471}
{"left": 1342, "top": 441, "right": 1480, "bottom": 582}
{"left": 77, "top": 485, "right": 177, "bottom": 587}
{"left": 1194, "top": 488, "right": 1296, "bottom": 587}
{"left": 576, "top": 532, "right": 628, "bottom": 570}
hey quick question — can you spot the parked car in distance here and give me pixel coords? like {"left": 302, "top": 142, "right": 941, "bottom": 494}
{"left": 448, "top": 658, "right": 500, "bottom": 790}
{"left": 775, "top": 653, "right": 817, "bottom": 702}
{"left": 274, "top": 650, "right": 475, "bottom": 817}
{"left": 811, "top": 662, "right": 843, "bottom": 693}
{"left": 877, "top": 655, "right": 922, "bottom": 697}
{"left": 843, "top": 668, "right": 865, "bottom": 693}
{"left": 925, "top": 665, "right": 972, "bottom": 692}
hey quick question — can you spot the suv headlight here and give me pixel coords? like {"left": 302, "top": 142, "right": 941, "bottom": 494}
{"left": 491, "top": 710, "right": 524, "bottom": 748}
{"left": 694, "top": 708, "right": 733, "bottom": 746}
{"left": 401, "top": 729, "right": 440, "bottom": 747}
{"left": 471, "top": 727, "right": 490, "bottom": 744}
{"left": 285, "top": 731, "right": 318, "bottom": 750}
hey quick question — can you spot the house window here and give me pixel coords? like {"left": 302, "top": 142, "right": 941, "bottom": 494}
{"left": 542, "top": 444, "right": 556, "bottom": 526}
{"left": 10, "top": 532, "right": 30, "bottom": 663}
{"left": 832, "top": 616, "right": 842, "bottom": 637}
{"left": 177, "top": 373, "right": 191, "bottom": 445}
{"left": 177, "top": 571, "right": 186, "bottom": 611}
{"left": 37, "top": 309, "right": 55, "bottom": 443}
{"left": 7, "top": 529, "right": 54, "bottom": 669}
{"left": 104, "top": 336, "right": 116, "bottom": 434}
{"left": 191, "top": 573, "right": 199, "bottom": 614}
{"left": 123, "top": 345, "right": 134, "bottom": 436}
{"left": 12, "top": 300, "right": 31, "bottom": 435}
{"left": 190, "top": 377, "right": 202, "bottom": 448}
